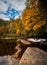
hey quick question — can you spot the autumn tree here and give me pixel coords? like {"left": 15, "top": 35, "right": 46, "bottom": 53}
{"left": 21, "top": 0, "right": 47, "bottom": 38}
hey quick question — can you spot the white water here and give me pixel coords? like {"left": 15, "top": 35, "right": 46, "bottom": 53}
{"left": 27, "top": 38, "right": 46, "bottom": 42}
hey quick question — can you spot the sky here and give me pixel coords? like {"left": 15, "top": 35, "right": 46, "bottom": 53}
{"left": 0, "top": 0, "right": 26, "bottom": 20}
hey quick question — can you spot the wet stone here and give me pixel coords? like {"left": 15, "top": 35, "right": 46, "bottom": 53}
{"left": 19, "top": 47, "right": 47, "bottom": 65}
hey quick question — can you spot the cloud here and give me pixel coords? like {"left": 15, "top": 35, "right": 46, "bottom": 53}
{"left": 0, "top": 0, "right": 26, "bottom": 20}
{"left": 0, "top": 1, "right": 8, "bottom": 12}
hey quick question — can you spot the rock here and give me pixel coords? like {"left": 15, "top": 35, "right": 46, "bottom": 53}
{"left": 17, "top": 38, "right": 31, "bottom": 45}
{"left": 19, "top": 47, "right": 47, "bottom": 65}
{"left": 17, "top": 38, "right": 47, "bottom": 46}
{"left": 0, "top": 56, "right": 9, "bottom": 65}
{"left": 0, "top": 55, "right": 19, "bottom": 65}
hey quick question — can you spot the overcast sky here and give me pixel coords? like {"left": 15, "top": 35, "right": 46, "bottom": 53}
{"left": 0, "top": 0, "right": 26, "bottom": 20}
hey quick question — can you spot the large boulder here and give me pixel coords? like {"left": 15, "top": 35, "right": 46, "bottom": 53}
{"left": 19, "top": 47, "right": 47, "bottom": 65}
{"left": 0, "top": 55, "right": 19, "bottom": 65}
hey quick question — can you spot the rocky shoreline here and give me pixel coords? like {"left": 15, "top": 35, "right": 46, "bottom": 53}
{"left": 0, "top": 38, "right": 47, "bottom": 65}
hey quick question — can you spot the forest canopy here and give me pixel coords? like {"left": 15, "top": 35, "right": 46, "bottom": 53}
{"left": 0, "top": 0, "right": 47, "bottom": 38}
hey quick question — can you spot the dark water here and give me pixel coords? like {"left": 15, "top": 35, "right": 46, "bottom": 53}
{"left": 0, "top": 39, "right": 17, "bottom": 56}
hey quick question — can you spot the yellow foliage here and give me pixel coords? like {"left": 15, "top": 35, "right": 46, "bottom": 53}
{"left": 33, "top": 20, "right": 46, "bottom": 31}
{"left": 22, "top": 8, "right": 38, "bottom": 21}
{"left": 9, "top": 22, "right": 13, "bottom": 28}
{"left": 31, "top": 17, "right": 37, "bottom": 22}
{"left": 25, "top": 26, "right": 30, "bottom": 31}
{"left": 21, "top": 7, "right": 39, "bottom": 33}
{"left": 0, "top": 26, "right": 5, "bottom": 33}
{"left": 16, "top": 29, "right": 20, "bottom": 35}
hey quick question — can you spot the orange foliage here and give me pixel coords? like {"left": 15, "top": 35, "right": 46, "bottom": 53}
{"left": 33, "top": 20, "right": 46, "bottom": 31}
{"left": 0, "top": 26, "right": 5, "bottom": 33}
